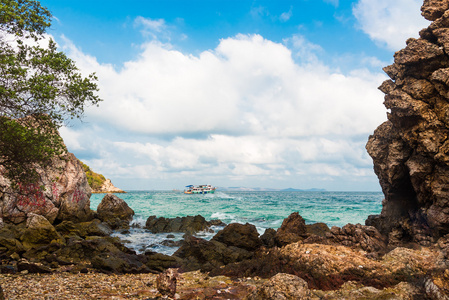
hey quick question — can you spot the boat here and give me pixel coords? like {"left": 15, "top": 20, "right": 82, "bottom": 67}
{"left": 184, "top": 184, "right": 216, "bottom": 194}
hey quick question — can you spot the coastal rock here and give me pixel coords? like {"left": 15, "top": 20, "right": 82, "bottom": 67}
{"left": 366, "top": 0, "right": 449, "bottom": 244}
{"left": 212, "top": 223, "right": 262, "bottom": 251}
{"left": 97, "top": 194, "right": 134, "bottom": 229}
{"left": 174, "top": 235, "right": 253, "bottom": 272}
{"left": 326, "top": 223, "right": 388, "bottom": 254}
{"left": 19, "top": 213, "right": 63, "bottom": 250}
{"left": 0, "top": 151, "right": 93, "bottom": 225}
{"left": 244, "top": 273, "right": 308, "bottom": 300}
{"left": 275, "top": 212, "right": 307, "bottom": 246}
{"left": 145, "top": 215, "right": 218, "bottom": 234}
{"left": 215, "top": 242, "right": 442, "bottom": 291}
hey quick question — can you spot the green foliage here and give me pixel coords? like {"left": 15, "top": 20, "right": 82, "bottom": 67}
{"left": 80, "top": 161, "right": 106, "bottom": 191}
{"left": 0, "top": 0, "right": 102, "bottom": 186}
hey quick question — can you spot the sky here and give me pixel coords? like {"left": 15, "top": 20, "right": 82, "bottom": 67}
{"left": 38, "top": 0, "right": 430, "bottom": 191}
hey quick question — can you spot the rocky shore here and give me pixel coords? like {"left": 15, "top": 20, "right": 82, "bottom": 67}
{"left": 2, "top": 0, "right": 449, "bottom": 299}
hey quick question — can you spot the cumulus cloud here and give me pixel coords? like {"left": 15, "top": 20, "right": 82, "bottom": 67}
{"left": 60, "top": 33, "right": 387, "bottom": 190}
{"left": 353, "top": 0, "right": 430, "bottom": 51}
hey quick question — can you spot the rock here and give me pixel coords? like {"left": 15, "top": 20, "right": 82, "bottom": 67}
{"left": 306, "top": 222, "right": 330, "bottom": 237}
{"left": 0, "top": 151, "right": 93, "bottom": 224}
{"left": 19, "top": 213, "right": 63, "bottom": 250}
{"left": 145, "top": 215, "right": 213, "bottom": 234}
{"left": 212, "top": 223, "right": 262, "bottom": 251}
{"left": 216, "top": 242, "right": 442, "bottom": 291}
{"left": 143, "top": 251, "right": 181, "bottom": 273}
{"left": 366, "top": 0, "right": 449, "bottom": 245}
{"left": 327, "top": 223, "right": 388, "bottom": 254}
{"left": 55, "top": 219, "right": 112, "bottom": 238}
{"left": 260, "top": 228, "right": 276, "bottom": 248}
{"left": 93, "top": 178, "right": 125, "bottom": 194}
{"left": 174, "top": 235, "right": 253, "bottom": 272}
{"left": 17, "top": 259, "right": 52, "bottom": 274}
{"left": 275, "top": 212, "right": 307, "bottom": 246}
{"left": 244, "top": 273, "right": 308, "bottom": 300}
{"left": 156, "top": 268, "right": 178, "bottom": 298}
{"left": 97, "top": 194, "right": 134, "bottom": 229}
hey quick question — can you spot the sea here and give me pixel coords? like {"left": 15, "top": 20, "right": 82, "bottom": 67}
{"left": 90, "top": 190, "right": 383, "bottom": 256}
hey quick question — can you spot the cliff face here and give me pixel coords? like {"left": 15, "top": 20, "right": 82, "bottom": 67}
{"left": 0, "top": 151, "right": 92, "bottom": 225}
{"left": 366, "top": 0, "right": 449, "bottom": 245}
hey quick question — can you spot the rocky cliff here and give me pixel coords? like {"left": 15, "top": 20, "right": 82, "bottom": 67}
{"left": 366, "top": 0, "right": 449, "bottom": 245}
{"left": 0, "top": 151, "right": 92, "bottom": 225}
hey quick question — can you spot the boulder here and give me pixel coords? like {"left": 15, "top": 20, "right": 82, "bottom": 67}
{"left": 97, "top": 194, "right": 134, "bottom": 229}
{"left": 145, "top": 215, "right": 216, "bottom": 234}
{"left": 212, "top": 223, "right": 262, "bottom": 251}
{"left": 366, "top": 0, "right": 449, "bottom": 244}
{"left": 174, "top": 235, "right": 253, "bottom": 272}
{"left": 0, "top": 151, "right": 93, "bottom": 225}
{"left": 19, "top": 213, "right": 63, "bottom": 250}
{"left": 244, "top": 273, "right": 308, "bottom": 300}
{"left": 275, "top": 212, "right": 307, "bottom": 246}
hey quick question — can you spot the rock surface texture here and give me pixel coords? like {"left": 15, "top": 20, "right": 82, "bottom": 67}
{"left": 0, "top": 151, "right": 92, "bottom": 225}
{"left": 97, "top": 194, "right": 134, "bottom": 229}
{"left": 366, "top": 0, "right": 449, "bottom": 245}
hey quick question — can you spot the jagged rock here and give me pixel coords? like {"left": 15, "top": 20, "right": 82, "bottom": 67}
{"left": 97, "top": 194, "right": 134, "bottom": 230}
{"left": 215, "top": 242, "right": 442, "bottom": 291}
{"left": 156, "top": 268, "right": 178, "bottom": 298}
{"left": 275, "top": 212, "right": 307, "bottom": 246}
{"left": 212, "top": 223, "right": 262, "bottom": 251}
{"left": 145, "top": 215, "right": 215, "bottom": 234}
{"left": 366, "top": 0, "right": 449, "bottom": 245}
{"left": 260, "top": 228, "right": 276, "bottom": 248}
{"left": 174, "top": 235, "right": 253, "bottom": 272}
{"left": 306, "top": 222, "right": 331, "bottom": 237}
{"left": 0, "top": 151, "right": 93, "bottom": 225}
{"left": 326, "top": 223, "right": 388, "bottom": 254}
{"left": 244, "top": 273, "right": 308, "bottom": 300}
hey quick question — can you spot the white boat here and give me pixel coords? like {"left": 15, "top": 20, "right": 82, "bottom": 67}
{"left": 184, "top": 184, "right": 216, "bottom": 194}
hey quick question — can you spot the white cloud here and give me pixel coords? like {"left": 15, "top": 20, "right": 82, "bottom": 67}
{"left": 280, "top": 7, "right": 293, "bottom": 22}
{"left": 134, "top": 17, "right": 170, "bottom": 40}
{"left": 353, "top": 0, "right": 431, "bottom": 51}
{"left": 60, "top": 33, "right": 386, "bottom": 190}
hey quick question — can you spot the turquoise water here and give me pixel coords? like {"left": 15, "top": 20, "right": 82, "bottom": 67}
{"left": 90, "top": 191, "right": 383, "bottom": 255}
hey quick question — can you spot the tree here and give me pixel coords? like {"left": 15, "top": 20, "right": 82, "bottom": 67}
{"left": 0, "top": 0, "right": 101, "bottom": 187}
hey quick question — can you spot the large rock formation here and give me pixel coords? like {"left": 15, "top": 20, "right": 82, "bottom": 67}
{"left": 366, "top": 0, "right": 449, "bottom": 245}
{"left": 0, "top": 151, "right": 93, "bottom": 225}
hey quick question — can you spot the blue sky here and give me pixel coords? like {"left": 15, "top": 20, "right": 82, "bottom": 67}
{"left": 39, "top": 0, "right": 429, "bottom": 191}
